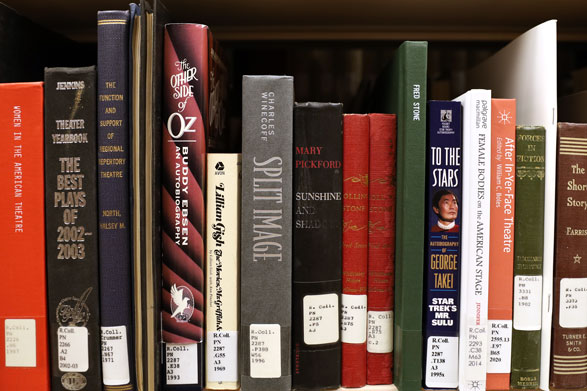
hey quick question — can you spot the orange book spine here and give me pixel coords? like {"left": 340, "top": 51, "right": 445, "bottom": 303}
{"left": 0, "top": 82, "right": 49, "bottom": 390}
{"left": 486, "top": 99, "right": 516, "bottom": 390}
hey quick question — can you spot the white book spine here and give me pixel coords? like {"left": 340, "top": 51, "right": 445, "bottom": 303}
{"left": 205, "top": 153, "right": 241, "bottom": 390}
{"left": 454, "top": 89, "right": 492, "bottom": 391}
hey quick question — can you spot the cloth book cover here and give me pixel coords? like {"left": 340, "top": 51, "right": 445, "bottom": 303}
{"left": 0, "top": 82, "right": 50, "bottom": 391}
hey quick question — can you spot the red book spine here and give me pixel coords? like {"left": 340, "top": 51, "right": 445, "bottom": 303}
{"left": 341, "top": 114, "right": 370, "bottom": 388}
{"left": 487, "top": 99, "right": 516, "bottom": 390}
{"left": 0, "top": 82, "right": 50, "bottom": 390}
{"left": 367, "top": 114, "right": 396, "bottom": 385}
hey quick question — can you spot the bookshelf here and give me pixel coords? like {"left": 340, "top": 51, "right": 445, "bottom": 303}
{"left": 1, "top": 2, "right": 586, "bottom": 391}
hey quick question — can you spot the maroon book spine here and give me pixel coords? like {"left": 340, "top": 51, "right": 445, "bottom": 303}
{"left": 341, "top": 114, "right": 370, "bottom": 388}
{"left": 366, "top": 114, "right": 396, "bottom": 385}
{"left": 550, "top": 123, "right": 587, "bottom": 390}
{"left": 161, "top": 23, "right": 209, "bottom": 389}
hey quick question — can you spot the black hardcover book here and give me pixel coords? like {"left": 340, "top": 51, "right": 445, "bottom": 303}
{"left": 97, "top": 10, "right": 135, "bottom": 391}
{"left": 44, "top": 66, "right": 102, "bottom": 391}
{"left": 292, "top": 102, "right": 343, "bottom": 390}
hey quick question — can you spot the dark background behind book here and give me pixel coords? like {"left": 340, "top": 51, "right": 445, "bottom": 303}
{"left": 3, "top": 1, "right": 587, "bottom": 114}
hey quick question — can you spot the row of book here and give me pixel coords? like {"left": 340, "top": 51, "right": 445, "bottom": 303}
{"left": 0, "top": 1, "right": 583, "bottom": 390}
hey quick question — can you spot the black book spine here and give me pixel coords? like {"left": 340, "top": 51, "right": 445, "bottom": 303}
{"left": 97, "top": 10, "right": 135, "bottom": 391}
{"left": 44, "top": 66, "right": 102, "bottom": 391}
{"left": 292, "top": 102, "right": 343, "bottom": 390}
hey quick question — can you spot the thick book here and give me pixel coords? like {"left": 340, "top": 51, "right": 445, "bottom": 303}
{"left": 486, "top": 99, "right": 516, "bottom": 390}
{"left": 423, "top": 101, "right": 462, "bottom": 389}
{"left": 0, "top": 82, "right": 49, "bottom": 390}
{"left": 511, "top": 126, "right": 546, "bottom": 389}
{"left": 454, "top": 89, "right": 491, "bottom": 391}
{"left": 44, "top": 66, "right": 102, "bottom": 391}
{"left": 371, "top": 41, "right": 428, "bottom": 391}
{"left": 467, "top": 22, "right": 557, "bottom": 389}
{"left": 550, "top": 123, "right": 587, "bottom": 390}
{"left": 367, "top": 113, "right": 396, "bottom": 385}
{"left": 97, "top": 10, "right": 135, "bottom": 391}
{"left": 161, "top": 22, "right": 211, "bottom": 390}
{"left": 240, "top": 75, "right": 294, "bottom": 391}
{"left": 205, "top": 153, "right": 241, "bottom": 390}
{"left": 341, "top": 114, "right": 369, "bottom": 388}
{"left": 292, "top": 102, "right": 343, "bottom": 390}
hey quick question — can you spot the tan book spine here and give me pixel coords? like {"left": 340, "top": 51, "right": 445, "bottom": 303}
{"left": 205, "top": 153, "right": 241, "bottom": 390}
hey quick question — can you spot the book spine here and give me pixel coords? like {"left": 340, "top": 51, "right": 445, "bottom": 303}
{"left": 44, "top": 66, "right": 102, "bottom": 391}
{"left": 455, "top": 90, "right": 491, "bottom": 391}
{"left": 161, "top": 23, "right": 208, "bottom": 389}
{"left": 240, "top": 75, "right": 293, "bottom": 391}
{"left": 292, "top": 102, "right": 343, "bottom": 390}
{"left": 97, "top": 11, "right": 135, "bottom": 391}
{"left": 366, "top": 113, "right": 396, "bottom": 385}
{"left": 205, "top": 153, "right": 241, "bottom": 390}
{"left": 486, "top": 99, "right": 516, "bottom": 390}
{"left": 392, "top": 41, "right": 428, "bottom": 391}
{"left": 341, "top": 114, "right": 369, "bottom": 388}
{"left": 423, "top": 101, "right": 462, "bottom": 389}
{"left": 510, "top": 126, "right": 546, "bottom": 389}
{"left": 550, "top": 123, "right": 587, "bottom": 390}
{"left": 0, "top": 82, "right": 49, "bottom": 390}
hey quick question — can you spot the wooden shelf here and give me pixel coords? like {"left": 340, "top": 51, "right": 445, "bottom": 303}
{"left": 3, "top": 0, "right": 587, "bottom": 42}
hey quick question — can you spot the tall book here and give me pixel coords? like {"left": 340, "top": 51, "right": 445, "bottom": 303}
{"left": 423, "top": 101, "right": 462, "bottom": 390}
{"left": 130, "top": 2, "right": 168, "bottom": 390}
{"left": 161, "top": 23, "right": 214, "bottom": 389}
{"left": 341, "top": 114, "right": 369, "bottom": 388}
{"left": 510, "top": 126, "right": 546, "bottom": 389}
{"left": 467, "top": 22, "right": 557, "bottom": 389}
{"left": 240, "top": 75, "right": 293, "bottom": 391}
{"left": 486, "top": 99, "right": 516, "bottom": 390}
{"left": 371, "top": 40, "right": 428, "bottom": 391}
{"left": 97, "top": 10, "right": 135, "bottom": 391}
{"left": 44, "top": 66, "right": 102, "bottom": 391}
{"left": 453, "top": 89, "right": 491, "bottom": 391}
{"left": 292, "top": 102, "right": 343, "bottom": 390}
{"left": 0, "top": 82, "right": 49, "bottom": 390}
{"left": 205, "top": 153, "right": 241, "bottom": 390}
{"left": 550, "top": 123, "right": 587, "bottom": 390}
{"left": 367, "top": 113, "right": 396, "bottom": 385}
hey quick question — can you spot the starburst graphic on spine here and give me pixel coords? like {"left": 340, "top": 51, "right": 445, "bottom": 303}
{"left": 498, "top": 110, "right": 513, "bottom": 125}
{"left": 468, "top": 380, "right": 482, "bottom": 391}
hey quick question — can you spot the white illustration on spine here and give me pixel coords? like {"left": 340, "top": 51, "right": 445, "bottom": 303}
{"left": 170, "top": 284, "right": 194, "bottom": 322}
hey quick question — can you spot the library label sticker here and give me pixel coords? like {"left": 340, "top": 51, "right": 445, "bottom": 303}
{"left": 58, "top": 326, "right": 89, "bottom": 372}
{"left": 513, "top": 275, "right": 542, "bottom": 331}
{"left": 101, "top": 326, "right": 130, "bottom": 385}
{"left": 250, "top": 324, "right": 281, "bottom": 378}
{"left": 487, "top": 320, "right": 512, "bottom": 373}
{"left": 166, "top": 343, "right": 198, "bottom": 385}
{"left": 303, "top": 293, "right": 339, "bottom": 345}
{"left": 560, "top": 278, "right": 587, "bottom": 328}
{"left": 4, "top": 319, "right": 36, "bottom": 367}
{"left": 206, "top": 331, "right": 238, "bottom": 382}
{"left": 341, "top": 294, "right": 367, "bottom": 344}
{"left": 367, "top": 310, "right": 393, "bottom": 353}
{"left": 425, "top": 336, "right": 458, "bottom": 388}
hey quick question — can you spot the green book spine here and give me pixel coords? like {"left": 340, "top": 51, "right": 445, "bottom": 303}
{"left": 510, "top": 126, "right": 545, "bottom": 389}
{"left": 373, "top": 40, "right": 428, "bottom": 391}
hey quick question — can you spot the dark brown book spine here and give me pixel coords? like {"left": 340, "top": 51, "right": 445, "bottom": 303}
{"left": 292, "top": 102, "right": 343, "bottom": 390}
{"left": 550, "top": 123, "right": 587, "bottom": 390}
{"left": 44, "top": 66, "right": 102, "bottom": 391}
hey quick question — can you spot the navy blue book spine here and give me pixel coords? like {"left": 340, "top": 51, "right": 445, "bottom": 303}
{"left": 423, "top": 101, "right": 462, "bottom": 389}
{"left": 97, "top": 10, "right": 135, "bottom": 391}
